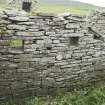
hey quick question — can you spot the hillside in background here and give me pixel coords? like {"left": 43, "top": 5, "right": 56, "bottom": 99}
{"left": 38, "top": 0, "right": 104, "bottom": 15}
{"left": 39, "top": 0, "right": 99, "bottom": 8}
{"left": 0, "top": 0, "right": 7, "bottom": 8}
{"left": 0, "top": 0, "right": 105, "bottom": 15}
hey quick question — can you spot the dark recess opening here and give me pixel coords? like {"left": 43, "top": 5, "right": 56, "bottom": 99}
{"left": 22, "top": 2, "right": 32, "bottom": 12}
{"left": 69, "top": 37, "right": 79, "bottom": 46}
{"left": 93, "top": 34, "right": 101, "bottom": 40}
{"left": 46, "top": 46, "right": 52, "bottom": 50}
{"left": 33, "top": 39, "right": 37, "bottom": 44}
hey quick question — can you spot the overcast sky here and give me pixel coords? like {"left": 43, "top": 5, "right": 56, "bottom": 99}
{"left": 76, "top": 0, "right": 105, "bottom": 7}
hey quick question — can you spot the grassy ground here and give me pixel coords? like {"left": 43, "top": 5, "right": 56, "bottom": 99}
{"left": 1, "top": 82, "right": 105, "bottom": 105}
{"left": 0, "top": 3, "right": 98, "bottom": 15}
{"left": 37, "top": 4, "right": 90, "bottom": 15}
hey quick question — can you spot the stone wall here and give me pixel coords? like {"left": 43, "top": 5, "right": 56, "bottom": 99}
{"left": 0, "top": 10, "right": 105, "bottom": 100}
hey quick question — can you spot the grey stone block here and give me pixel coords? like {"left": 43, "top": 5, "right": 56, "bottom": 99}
{"left": 37, "top": 12, "right": 56, "bottom": 17}
{"left": 9, "top": 16, "right": 29, "bottom": 22}
{"left": 66, "top": 23, "right": 80, "bottom": 29}
{"left": 3, "top": 10, "right": 18, "bottom": 17}
{"left": 7, "top": 25, "right": 27, "bottom": 30}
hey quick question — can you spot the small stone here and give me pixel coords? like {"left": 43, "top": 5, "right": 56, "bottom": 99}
{"left": 7, "top": 25, "right": 27, "bottom": 30}
{"left": 0, "top": 20, "right": 11, "bottom": 24}
{"left": 0, "top": 40, "right": 10, "bottom": 46}
{"left": 18, "top": 22, "right": 35, "bottom": 25}
{"left": 64, "top": 33, "right": 83, "bottom": 37}
{"left": 56, "top": 54, "right": 63, "bottom": 60}
{"left": 16, "top": 31, "right": 44, "bottom": 37}
{"left": 66, "top": 23, "right": 80, "bottom": 29}
{"left": 37, "top": 40, "right": 44, "bottom": 44}
{"left": 53, "top": 40, "right": 60, "bottom": 44}
{"left": 8, "top": 50, "right": 24, "bottom": 54}
{"left": 65, "top": 53, "right": 72, "bottom": 59}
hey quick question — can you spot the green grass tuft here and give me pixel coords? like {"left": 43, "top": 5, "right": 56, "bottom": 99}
{"left": 1, "top": 82, "right": 105, "bottom": 105}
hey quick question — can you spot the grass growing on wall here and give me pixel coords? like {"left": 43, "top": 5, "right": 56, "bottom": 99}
{"left": 10, "top": 39, "right": 23, "bottom": 47}
{"left": 1, "top": 82, "right": 105, "bottom": 105}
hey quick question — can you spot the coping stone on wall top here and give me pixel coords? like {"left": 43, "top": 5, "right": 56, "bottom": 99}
{"left": 37, "top": 12, "right": 56, "bottom": 17}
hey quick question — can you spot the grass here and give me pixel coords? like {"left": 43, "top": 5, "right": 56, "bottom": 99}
{"left": 1, "top": 82, "right": 105, "bottom": 105}
{"left": 10, "top": 39, "right": 22, "bottom": 47}
{"left": 37, "top": 4, "right": 90, "bottom": 15}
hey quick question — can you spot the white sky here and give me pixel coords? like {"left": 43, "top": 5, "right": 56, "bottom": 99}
{"left": 76, "top": 0, "right": 105, "bottom": 7}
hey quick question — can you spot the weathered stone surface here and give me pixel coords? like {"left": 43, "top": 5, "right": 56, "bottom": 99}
{"left": 16, "top": 31, "right": 44, "bottom": 37}
{"left": 0, "top": 40, "right": 10, "bottom": 46}
{"left": 37, "top": 12, "right": 56, "bottom": 17}
{"left": 0, "top": 20, "right": 11, "bottom": 24}
{"left": 9, "top": 16, "right": 29, "bottom": 22}
{"left": 64, "top": 33, "right": 84, "bottom": 37}
{"left": 8, "top": 50, "right": 24, "bottom": 54}
{"left": 7, "top": 25, "right": 27, "bottom": 30}
{"left": 66, "top": 16, "right": 85, "bottom": 22}
{"left": 3, "top": 10, "right": 27, "bottom": 17}
{"left": 18, "top": 22, "right": 35, "bottom": 25}
{"left": 3, "top": 10, "right": 18, "bottom": 17}
{"left": 53, "top": 40, "right": 60, "bottom": 44}
{"left": 56, "top": 53, "right": 64, "bottom": 60}
{"left": 0, "top": 9, "right": 105, "bottom": 100}
{"left": 65, "top": 23, "right": 80, "bottom": 29}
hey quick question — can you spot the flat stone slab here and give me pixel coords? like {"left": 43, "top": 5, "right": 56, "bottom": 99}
{"left": 7, "top": 25, "right": 27, "bottom": 30}
{"left": 3, "top": 10, "right": 18, "bottom": 17}
{"left": 37, "top": 12, "right": 56, "bottom": 17}
{"left": 64, "top": 33, "right": 84, "bottom": 37}
{"left": 3, "top": 10, "right": 27, "bottom": 17}
{"left": 9, "top": 16, "right": 29, "bottom": 22}
{"left": 66, "top": 23, "right": 80, "bottom": 29}
{"left": 16, "top": 31, "right": 44, "bottom": 36}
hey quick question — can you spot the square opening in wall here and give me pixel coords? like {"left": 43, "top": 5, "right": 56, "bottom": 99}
{"left": 22, "top": 2, "right": 32, "bottom": 12}
{"left": 69, "top": 37, "right": 79, "bottom": 46}
{"left": 93, "top": 34, "right": 101, "bottom": 40}
{"left": 10, "top": 39, "right": 23, "bottom": 48}
{"left": 46, "top": 46, "right": 52, "bottom": 50}
{"left": 33, "top": 39, "right": 37, "bottom": 44}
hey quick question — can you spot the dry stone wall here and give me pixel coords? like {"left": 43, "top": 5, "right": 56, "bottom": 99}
{"left": 0, "top": 10, "right": 105, "bottom": 100}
